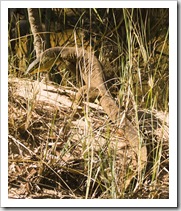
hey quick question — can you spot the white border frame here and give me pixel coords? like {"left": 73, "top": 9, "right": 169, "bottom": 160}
{"left": 1, "top": 1, "right": 177, "bottom": 207}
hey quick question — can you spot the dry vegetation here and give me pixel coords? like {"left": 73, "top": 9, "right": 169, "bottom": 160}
{"left": 8, "top": 8, "right": 169, "bottom": 199}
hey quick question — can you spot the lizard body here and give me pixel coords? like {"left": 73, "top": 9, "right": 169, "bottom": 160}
{"left": 25, "top": 46, "right": 147, "bottom": 184}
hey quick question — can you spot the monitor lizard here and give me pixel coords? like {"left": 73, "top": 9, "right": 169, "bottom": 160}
{"left": 25, "top": 47, "right": 147, "bottom": 168}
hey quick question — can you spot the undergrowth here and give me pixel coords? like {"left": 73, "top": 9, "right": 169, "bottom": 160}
{"left": 8, "top": 8, "right": 169, "bottom": 199}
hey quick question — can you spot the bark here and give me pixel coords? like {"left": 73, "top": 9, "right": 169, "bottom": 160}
{"left": 27, "top": 8, "right": 44, "bottom": 57}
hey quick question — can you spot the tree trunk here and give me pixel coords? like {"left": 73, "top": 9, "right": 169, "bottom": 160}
{"left": 27, "top": 8, "right": 44, "bottom": 58}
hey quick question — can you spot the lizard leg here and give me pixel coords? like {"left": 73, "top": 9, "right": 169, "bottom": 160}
{"left": 73, "top": 86, "right": 100, "bottom": 108}
{"left": 73, "top": 85, "right": 87, "bottom": 109}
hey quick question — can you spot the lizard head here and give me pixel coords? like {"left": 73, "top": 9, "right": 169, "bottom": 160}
{"left": 25, "top": 50, "right": 60, "bottom": 75}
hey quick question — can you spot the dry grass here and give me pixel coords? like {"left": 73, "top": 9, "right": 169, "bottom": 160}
{"left": 8, "top": 8, "right": 169, "bottom": 199}
{"left": 8, "top": 77, "right": 168, "bottom": 199}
